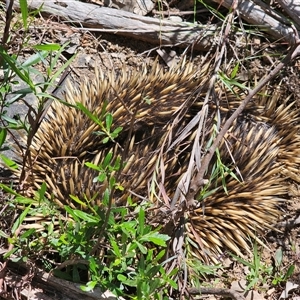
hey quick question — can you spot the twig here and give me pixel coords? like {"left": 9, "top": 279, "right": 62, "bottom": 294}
{"left": 1, "top": 0, "right": 13, "bottom": 47}
{"left": 152, "top": 9, "right": 207, "bottom": 16}
{"left": 188, "top": 287, "right": 246, "bottom": 300}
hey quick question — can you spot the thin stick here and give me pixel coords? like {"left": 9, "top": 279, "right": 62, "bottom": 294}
{"left": 188, "top": 287, "right": 246, "bottom": 300}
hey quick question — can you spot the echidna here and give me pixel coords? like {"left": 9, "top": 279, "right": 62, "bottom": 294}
{"left": 16, "top": 59, "right": 300, "bottom": 263}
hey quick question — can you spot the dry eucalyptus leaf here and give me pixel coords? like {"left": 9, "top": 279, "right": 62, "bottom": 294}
{"left": 279, "top": 281, "right": 299, "bottom": 299}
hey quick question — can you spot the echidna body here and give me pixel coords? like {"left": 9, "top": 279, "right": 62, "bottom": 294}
{"left": 21, "top": 60, "right": 207, "bottom": 208}
{"left": 188, "top": 121, "right": 283, "bottom": 261}
{"left": 185, "top": 89, "right": 300, "bottom": 262}
{"left": 17, "top": 60, "right": 300, "bottom": 263}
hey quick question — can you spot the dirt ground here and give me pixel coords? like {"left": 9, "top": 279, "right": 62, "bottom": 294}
{"left": 1, "top": 1, "right": 300, "bottom": 299}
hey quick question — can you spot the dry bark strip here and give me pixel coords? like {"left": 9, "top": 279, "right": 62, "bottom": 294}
{"left": 8, "top": 0, "right": 298, "bottom": 50}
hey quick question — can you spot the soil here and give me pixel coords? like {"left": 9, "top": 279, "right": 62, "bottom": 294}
{"left": 1, "top": 1, "right": 300, "bottom": 300}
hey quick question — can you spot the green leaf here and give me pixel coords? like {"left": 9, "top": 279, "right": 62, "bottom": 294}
{"left": 73, "top": 210, "right": 99, "bottom": 223}
{"left": 4, "top": 247, "right": 18, "bottom": 259}
{"left": 138, "top": 254, "right": 145, "bottom": 272}
{"left": 117, "top": 274, "right": 127, "bottom": 282}
{"left": 102, "top": 137, "right": 109, "bottom": 144}
{"left": 20, "top": 228, "right": 36, "bottom": 239}
{"left": 231, "top": 252, "right": 254, "bottom": 269}
{"left": 155, "top": 249, "right": 166, "bottom": 261}
{"left": 247, "top": 277, "right": 259, "bottom": 290}
{"left": 138, "top": 208, "right": 145, "bottom": 236}
{"left": 274, "top": 248, "right": 283, "bottom": 267}
{"left": 113, "top": 126, "right": 123, "bottom": 135}
{"left": 103, "top": 152, "right": 113, "bottom": 168}
{"left": 146, "top": 265, "right": 161, "bottom": 278}
{"left": 109, "top": 176, "right": 116, "bottom": 187}
{"left": 21, "top": 51, "right": 49, "bottom": 68}
{"left": 0, "top": 230, "right": 9, "bottom": 238}
{"left": 111, "top": 257, "right": 121, "bottom": 267}
{"left": 168, "top": 278, "right": 178, "bottom": 289}
{"left": 14, "top": 196, "right": 33, "bottom": 204}
{"left": 64, "top": 205, "right": 81, "bottom": 222}
{"left": 19, "top": 0, "right": 28, "bottom": 29}
{"left": 76, "top": 102, "right": 100, "bottom": 125}
{"left": 37, "top": 182, "right": 47, "bottom": 200}
{"left": 144, "top": 96, "right": 152, "bottom": 105}
{"left": 33, "top": 44, "right": 61, "bottom": 51}
{"left": 93, "top": 131, "right": 105, "bottom": 136}
{"left": 114, "top": 155, "right": 121, "bottom": 170}
{"left": 115, "top": 182, "right": 124, "bottom": 191}
{"left": 135, "top": 241, "right": 147, "bottom": 254}
{"left": 146, "top": 248, "right": 154, "bottom": 261}
{"left": 12, "top": 87, "right": 34, "bottom": 96}
{"left": 94, "top": 172, "right": 106, "bottom": 183}
{"left": 120, "top": 277, "right": 137, "bottom": 287}
{"left": 11, "top": 205, "right": 31, "bottom": 234}
{"left": 102, "top": 188, "right": 110, "bottom": 205}
{"left": 105, "top": 114, "right": 113, "bottom": 131}
{"left": 284, "top": 265, "right": 295, "bottom": 280}
{"left": 85, "top": 162, "right": 100, "bottom": 171}
{"left": 140, "top": 232, "right": 170, "bottom": 246}
{"left": 1, "top": 116, "right": 20, "bottom": 128}
{"left": 69, "top": 195, "right": 87, "bottom": 207}
{"left": 47, "top": 223, "right": 54, "bottom": 236}
{"left": 0, "top": 48, "right": 33, "bottom": 88}
{"left": 0, "top": 128, "right": 7, "bottom": 147}
{"left": 81, "top": 281, "right": 97, "bottom": 292}
{"left": 49, "top": 48, "right": 75, "bottom": 85}
{"left": 230, "top": 62, "right": 239, "bottom": 79}
{"left": 111, "top": 239, "right": 121, "bottom": 257}
{"left": 200, "top": 187, "right": 219, "bottom": 200}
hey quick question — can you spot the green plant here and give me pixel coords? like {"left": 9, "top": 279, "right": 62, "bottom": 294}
{"left": 47, "top": 201, "right": 175, "bottom": 298}
{"left": 0, "top": 181, "right": 62, "bottom": 261}
{"left": 231, "top": 241, "right": 295, "bottom": 291}
{"left": 271, "top": 248, "right": 295, "bottom": 286}
{"left": 101, "top": 206, "right": 176, "bottom": 299}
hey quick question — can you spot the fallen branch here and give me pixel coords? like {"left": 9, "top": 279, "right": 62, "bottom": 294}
{"left": 10, "top": 0, "right": 218, "bottom": 51}
{"left": 212, "top": 0, "right": 297, "bottom": 42}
